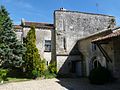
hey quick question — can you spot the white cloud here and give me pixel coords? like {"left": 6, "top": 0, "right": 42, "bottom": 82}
{"left": 3, "top": 0, "right": 33, "bottom": 9}
{"left": 17, "top": 1, "right": 33, "bottom": 9}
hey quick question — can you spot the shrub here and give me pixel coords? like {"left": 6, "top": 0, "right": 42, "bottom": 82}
{"left": 0, "top": 69, "right": 8, "bottom": 82}
{"left": 89, "top": 66, "right": 112, "bottom": 84}
{"left": 38, "top": 59, "right": 47, "bottom": 76}
{"left": 31, "top": 59, "right": 47, "bottom": 79}
{"left": 48, "top": 62, "right": 57, "bottom": 74}
{"left": 7, "top": 68, "right": 26, "bottom": 78}
{"left": 32, "top": 69, "right": 39, "bottom": 79}
{"left": 44, "top": 70, "right": 56, "bottom": 79}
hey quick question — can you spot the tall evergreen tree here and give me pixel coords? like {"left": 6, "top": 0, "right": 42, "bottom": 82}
{"left": 0, "top": 6, "right": 26, "bottom": 68}
{"left": 23, "top": 26, "right": 41, "bottom": 76}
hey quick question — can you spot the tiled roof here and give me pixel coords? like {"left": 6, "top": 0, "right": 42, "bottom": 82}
{"left": 23, "top": 22, "right": 54, "bottom": 29}
{"left": 92, "top": 27, "right": 120, "bottom": 42}
{"left": 13, "top": 25, "right": 22, "bottom": 29}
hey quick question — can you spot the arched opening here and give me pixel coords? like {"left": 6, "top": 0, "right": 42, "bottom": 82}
{"left": 90, "top": 56, "right": 102, "bottom": 69}
{"left": 93, "top": 60, "right": 101, "bottom": 68}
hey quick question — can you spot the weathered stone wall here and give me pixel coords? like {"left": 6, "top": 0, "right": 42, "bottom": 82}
{"left": 113, "top": 37, "right": 120, "bottom": 78}
{"left": 78, "top": 31, "right": 114, "bottom": 76}
{"left": 55, "top": 10, "right": 115, "bottom": 54}
{"left": 57, "top": 55, "right": 82, "bottom": 75}
{"left": 15, "top": 31, "right": 22, "bottom": 41}
{"left": 54, "top": 10, "right": 116, "bottom": 76}
{"left": 79, "top": 29, "right": 120, "bottom": 78}
{"left": 23, "top": 27, "right": 52, "bottom": 63}
{"left": 102, "top": 42, "right": 114, "bottom": 71}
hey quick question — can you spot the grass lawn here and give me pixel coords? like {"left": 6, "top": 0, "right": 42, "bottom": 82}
{"left": 0, "top": 73, "right": 56, "bottom": 84}
{"left": 2, "top": 77, "right": 31, "bottom": 84}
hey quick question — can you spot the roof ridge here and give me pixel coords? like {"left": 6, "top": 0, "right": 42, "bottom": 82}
{"left": 24, "top": 21, "right": 53, "bottom": 25}
{"left": 23, "top": 21, "right": 54, "bottom": 29}
{"left": 92, "top": 27, "right": 120, "bottom": 42}
{"left": 55, "top": 10, "right": 114, "bottom": 17}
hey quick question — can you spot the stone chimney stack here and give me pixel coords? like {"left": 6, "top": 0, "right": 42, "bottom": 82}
{"left": 21, "top": 18, "right": 25, "bottom": 26}
{"left": 60, "top": 8, "right": 66, "bottom": 11}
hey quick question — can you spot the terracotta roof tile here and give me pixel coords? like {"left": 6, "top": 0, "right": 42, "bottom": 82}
{"left": 13, "top": 25, "right": 22, "bottom": 29}
{"left": 23, "top": 22, "right": 54, "bottom": 29}
{"left": 92, "top": 27, "right": 120, "bottom": 42}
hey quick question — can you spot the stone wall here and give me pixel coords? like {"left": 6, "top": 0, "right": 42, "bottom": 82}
{"left": 54, "top": 10, "right": 116, "bottom": 76}
{"left": 15, "top": 31, "right": 22, "bottom": 41}
{"left": 23, "top": 27, "right": 52, "bottom": 63}
{"left": 78, "top": 31, "right": 114, "bottom": 76}
{"left": 102, "top": 41, "right": 114, "bottom": 71}
{"left": 113, "top": 37, "right": 120, "bottom": 78}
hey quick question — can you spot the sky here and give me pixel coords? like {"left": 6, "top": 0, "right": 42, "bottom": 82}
{"left": 0, "top": 0, "right": 120, "bottom": 25}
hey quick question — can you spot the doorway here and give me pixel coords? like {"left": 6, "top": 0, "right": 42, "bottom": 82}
{"left": 71, "top": 61, "right": 82, "bottom": 77}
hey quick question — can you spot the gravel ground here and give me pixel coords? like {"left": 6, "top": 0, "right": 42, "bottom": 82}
{"left": 0, "top": 78, "right": 120, "bottom": 90}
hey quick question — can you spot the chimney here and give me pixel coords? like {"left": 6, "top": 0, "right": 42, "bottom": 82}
{"left": 21, "top": 18, "right": 25, "bottom": 26}
{"left": 60, "top": 8, "right": 66, "bottom": 11}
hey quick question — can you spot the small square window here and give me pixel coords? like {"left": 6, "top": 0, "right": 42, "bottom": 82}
{"left": 92, "top": 44, "right": 96, "bottom": 51}
{"left": 44, "top": 40, "right": 51, "bottom": 52}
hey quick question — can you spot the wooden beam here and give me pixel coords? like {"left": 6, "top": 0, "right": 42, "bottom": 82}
{"left": 96, "top": 43, "right": 112, "bottom": 63}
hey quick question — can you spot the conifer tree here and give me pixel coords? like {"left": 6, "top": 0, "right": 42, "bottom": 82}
{"left": 23, "top": 26, "right": 41, "bottom": 76}
{"left": 0, "top": 6, "right": 26, "bottom": 68}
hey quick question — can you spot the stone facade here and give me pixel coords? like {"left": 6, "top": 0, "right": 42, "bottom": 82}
{"left": 14, "top": 25, "right": 23, "bottom": 41}
{"left": 78, "top": 29, "right": 113, "bottom": 76}
{"left": 22, "top": 27, "right": 52, "bottom": 63}
{"left": 113, "top": 36, "right": 120, "bottom": 78}
{"left": 15, "top": 9, "right": 120, "bottom": 78}
{"left": 91, "top": 27, "right": 120, "bottom": 79}
{"left": 14, "top": 21, "right": 54, "bottom": 64}
{"left": 53, "top": 10, "right": 115, "bottom": 76}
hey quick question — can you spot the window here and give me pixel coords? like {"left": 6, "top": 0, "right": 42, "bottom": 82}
{"left": 92, "top": 44, "right": 96, "bottom": 51}
{"left": 44, "top": 40, "right": 51, "bottom": 52}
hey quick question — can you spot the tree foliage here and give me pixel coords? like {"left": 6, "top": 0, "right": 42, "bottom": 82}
{"left": 48, "top": 62, "right": 57, "bottom": 74}
{"left": 23, "top": 26, "right": 43, "bottom": 77}
{"left": 0, "top": 5, "right": 26, "bottom": 68}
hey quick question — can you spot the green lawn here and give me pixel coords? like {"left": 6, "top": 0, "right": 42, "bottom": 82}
{"left": 3, "top": 77, "right": 31, "bottom": 84}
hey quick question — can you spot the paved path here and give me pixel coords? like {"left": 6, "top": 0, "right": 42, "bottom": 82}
{"left": 0, "top": 78, "right": 120, "bottom": 90}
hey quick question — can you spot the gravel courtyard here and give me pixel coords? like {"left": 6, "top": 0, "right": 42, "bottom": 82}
{"left": 0, "top": 78, "right": 120, "bottom": 90}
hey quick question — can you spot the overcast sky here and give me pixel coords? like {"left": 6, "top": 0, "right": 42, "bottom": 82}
{"left": 0, "top": 0, "right": 120, "bottom": 25}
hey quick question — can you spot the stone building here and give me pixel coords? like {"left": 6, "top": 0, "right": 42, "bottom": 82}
{"left": 53, "top": 9, "right": 115, "bottom": 77}
{"left": 14, "top": 9, "right": 120, "bottom": 78}
{"left": 14, "top": 25, "right": 23, "bottom": 41}
{"left": 14, "top": 20, "right": 54, "bottom": 65}
{"left": 77, "top": 29, "right": 112, "bottom": 76}
{"left": 92, "top": 27, "right": 120, "bottom": 79}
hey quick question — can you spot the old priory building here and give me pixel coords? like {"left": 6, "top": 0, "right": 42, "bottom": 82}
{"left": 14, "top": 21, "right": 54, "bottom": 65}
{"left": 14, "top": 8, "right": 120, "bottom": 79}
